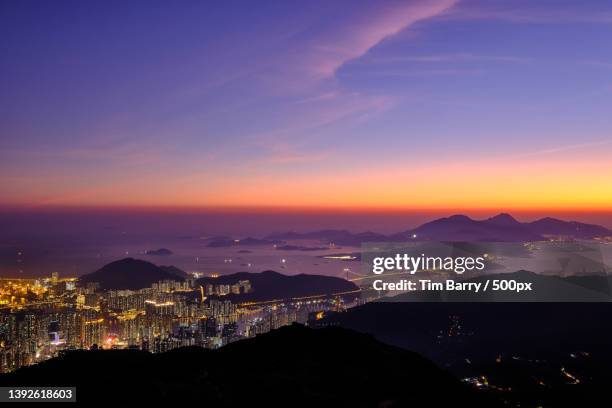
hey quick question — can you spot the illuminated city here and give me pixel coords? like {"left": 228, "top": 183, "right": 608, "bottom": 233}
{"left": 0, "top": 271, "right": 359, "bottom": 373}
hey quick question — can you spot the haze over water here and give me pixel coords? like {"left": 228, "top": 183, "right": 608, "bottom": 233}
{"left": 1, "top": 209, "right": 611, "bottom": 278}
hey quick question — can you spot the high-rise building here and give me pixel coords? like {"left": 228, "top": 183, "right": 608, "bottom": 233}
{"left": 82, "top": 318, "right": 104, "bottom": 349}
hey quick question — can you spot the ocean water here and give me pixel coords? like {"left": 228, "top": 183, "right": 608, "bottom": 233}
{"left": 0, "top": 210, "right": 610, "bottom": 278}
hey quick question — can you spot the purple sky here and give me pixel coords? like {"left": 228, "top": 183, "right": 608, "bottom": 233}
{"left": 1, "top": 0, "right": 612, "bottom": 210}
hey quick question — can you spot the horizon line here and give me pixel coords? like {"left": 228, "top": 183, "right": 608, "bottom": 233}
{"left": 1, "top": 204, "right": 612, "bottom": 214}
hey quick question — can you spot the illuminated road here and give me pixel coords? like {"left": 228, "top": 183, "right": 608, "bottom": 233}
{"left": 239, "top": 288, "right": 362, "bottom": 307}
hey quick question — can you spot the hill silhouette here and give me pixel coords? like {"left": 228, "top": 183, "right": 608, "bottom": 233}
{"left": 320, "top": 301, "right": 612, "bottom": 407}
{"left": 265, "top": 214, "right": 610, "bottom": 244}
{"left": 79, "top": 258, "right": 186, "bottom": 290}
{"left": 198, "top": 270, "right": 359, "bottom": 302}
{"left": 527, "top": 217, "right": 611, "bottom": 238}
{"left": 0, "top": 324, "right": 497, "bottom": 407}
{"left": 485, "top": 213, "right": 522, "bottom": 226}
{"left": 407, "top": 214, "right": 543, "bottom": 242}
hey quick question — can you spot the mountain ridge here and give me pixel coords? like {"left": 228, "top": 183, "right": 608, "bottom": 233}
{"left": 263, "top": 213, "right": 611, "bottom": 244}
{"left": 0, "top": 324, "right": 496, "bottom": 406}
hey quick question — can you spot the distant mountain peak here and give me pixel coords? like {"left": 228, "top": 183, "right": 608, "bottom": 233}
{"left": 446, "top": 214, "right": 474, "bottom": 222}
{"left": 409, "top": 213, "right": 541, "bottom": 242}
{"left": 486, "top": 213, "right": 520, "bottom": 226}
{"left": 538, "top": 216, "right": 559, "bottom": 222}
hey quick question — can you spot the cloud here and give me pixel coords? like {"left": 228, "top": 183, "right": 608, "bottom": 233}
{"left": 349, "top": 68, "right": 485, "bottom": 77}
{"left": 286, "top": 0, "right": 459, "bottom": 82}
{"left": 358, "top": 53, "right": 530, "bottom": 64}
{"left": 246, "top": 91, "right": 395, "bottom": 150}
{"left": 242, "top": 1, "right": 456, "bottom": 164}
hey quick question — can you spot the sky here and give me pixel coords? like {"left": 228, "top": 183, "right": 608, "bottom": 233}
{"left": 1, "top": 0, "right": 612, "bottom": 211}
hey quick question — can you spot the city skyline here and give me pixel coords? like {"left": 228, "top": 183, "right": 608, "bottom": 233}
{"left": 2, "top": 0, "right": 612, "bottom": 210}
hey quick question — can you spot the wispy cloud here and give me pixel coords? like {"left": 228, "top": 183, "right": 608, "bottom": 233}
{"left": 295, "top": 91, "right": 340, "bottom": 104}
{"left": 244, "top": 1, "right": 457, "bottom": 164}
{"left": 358, "top": 52, "right": 530, "bottom": 65}
{"left": 349, "top": 68, "right": 485, "bottom": 77}
{"left": 284, "top": 0, "right": 459, "bottom": 83}
{"left": 247, "top": 92, "right": 395, "bottom": 147}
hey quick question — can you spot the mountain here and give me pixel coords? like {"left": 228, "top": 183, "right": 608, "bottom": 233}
{"left": 0, "top": 324, "right": 497, "bottom": 406}
{"left": 263, "top": 214, "right": 610, "bottom": 245}
{"left": 158, "top": 265, "right": 190, "bottom": 279}
{"left": 318, "top": 300, "right": 612, "bottom": 407}
{"left": 407, "top": 214, "right": 543, "bottom": 242}
{"left": 197, "top": 270, "right": 358, "bottom": 302}
{"left": 79, "top": 258, "right": 186, "bottom": 290}
{"left": 320, "top": 300, "right": 612, "bottom": 359}
{"left": 485, "top": 212, "right": 521, "bottom": 226}
{"left": 527, "top": 217, "right": 611, "bottom": 239}
{"left": 407, "top": 213, "right": 611, "bottom": 241}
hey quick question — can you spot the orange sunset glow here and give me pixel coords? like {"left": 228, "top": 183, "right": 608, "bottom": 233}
{"left": 4, "top": 147, "right": 611, "bottom": 212}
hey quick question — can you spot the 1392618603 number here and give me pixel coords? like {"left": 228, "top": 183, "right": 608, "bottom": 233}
{"left": 0, "top": 387, "right": 76, "bottom": 402}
